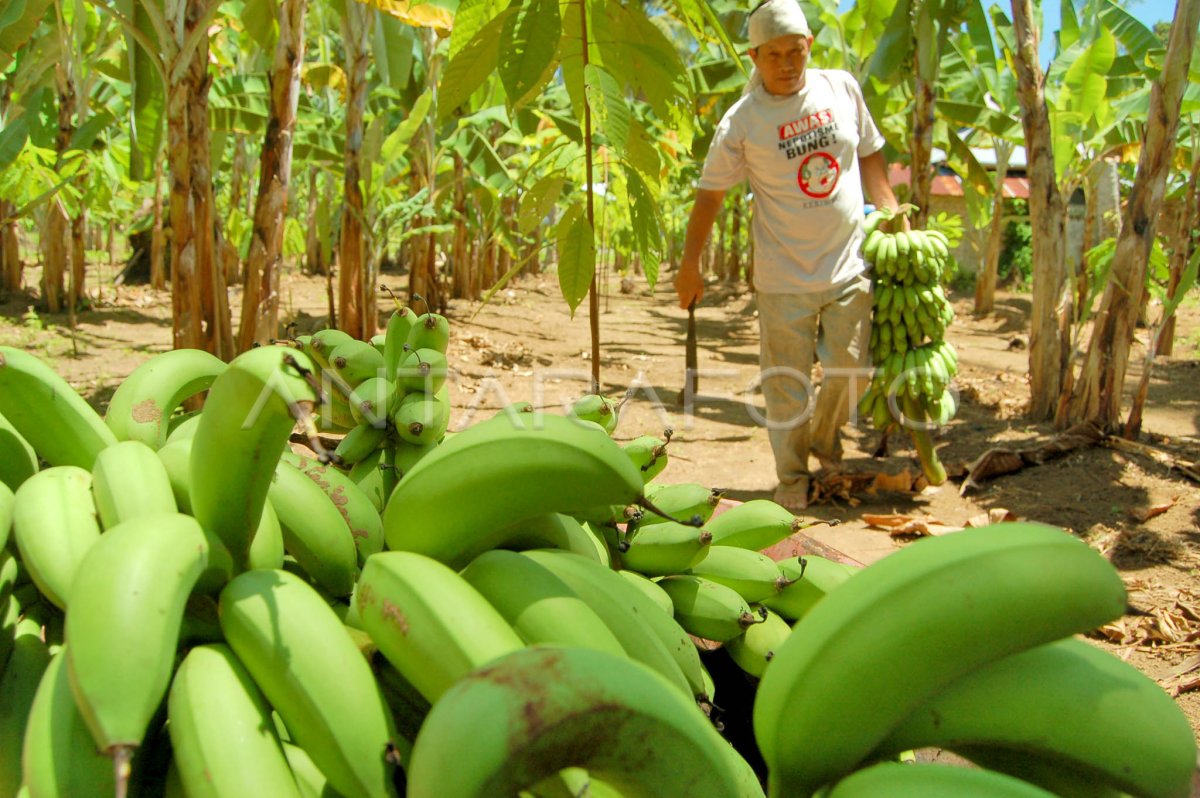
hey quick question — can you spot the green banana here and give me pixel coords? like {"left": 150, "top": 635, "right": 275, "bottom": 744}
{"left": 823, "top": 761, "right": 1055, "bottom": 798}
{"left": 622, "top": 433, "right": 670, "bottom": 483}
{"left": 0, "top": 346, "right": 117, "bottom": 470}
{"left": 686, "top": 545, "right": 790, "bottom": 602}
{"left": 65, "top": 513, "right": 208, "bottom": 770}
{"left": 269, "top": 458, "right": 358, "bottom": 598}
{"left": 656, "top": 575, "right": 765, "bottom": 642}
{"left": 348, "top": 376, "right": 399, "bottom": 428}
{"left": 753, "top": 522, "right": 1128, "bottom": 797}
{"left": 392, "top": 386, "right": 450, "bottom": 446}
{"left": 383, "top": 412, "right": 643, "bottom": 568}
{"left": 190, "top": 345, "right": 318, "bottom": 571}
{"left": 405, "top": 312, "right": 450, "bottom": 354}
{"left": 495, "top": 513, "right": 611, "bottom": 566}
{"left": 874, "top": 637, "right": 1196, "bottom": 798}
{"left": 219, "top": 568, "right": 400, "bottom": 798}
{"left": 0, "top": 411, "right": 38, "bottom": 490}
{"left": 281, "top": 450, "right": 384, "bottom": 563}
{"left": 954, "top": 745, "right": 1133, "bottom": 798}
{"left": 22, "top": 650, "right": 115, "bottom": 798}
{"left": 724, "top": 607, "right": 791, "bottom": 679}
{"left": 621, "top": 520, "right": 713, "bottom": 576}
{"left": 382, "top": 307, "right": 419, "bottom": 382}
{"left": 396, "top": 347, "right": 449, "bottom": 395}
{"left": 103, "top": 348, "right": 226, "bottom": 449}
{"left": 12, "top": 466, "right": 102, "bottom": 610}
{"left": 763, "top": 554, "right": 858, "bottom": 621}
{"left": 617, "top": 569, "right": 676, "bottom": 616}
{"left": 706, "top": 499, "right": 805, "bottom": 551}
{"left": 334, "top": 421, "right": 388, "bottom": 466}
{"left": 0, "top": 481, "right": 12, "bottom": 551}
{"left": 329, "top": 339, "right": 385, "bottom": 388}
{"left": 639, "top": 481, "right": 723, "bottom": 526}
{"left": 0, "top": 619, "right": 51, "bottom": 796}
{"left": 168, "top": 643, "right": 303, "bottom": 798}
{"left": 461, "top": 549, "right": 628, "bottom": 657}
{"left": 348, "top": 447, "right": 387, "bottom": 511}
{"left": 521, "top": 549, "right": 704, "bottom": 702}
{"left": 281, "top": 740, "right": 334, "bottom": 798}
{"left": 356, "top": 550, "right": 525, "bottom": 703}
{"left": 307, "top": 328, "right": 355, "bottom": 373}
{"left": 405, "top": 646, "right": 761, "bottom": 798}
{"left": 568, "top": 394, "right": 619, "bottom": 435}
{"left": 90, "top": 439, "right": 177, "bottom": 529}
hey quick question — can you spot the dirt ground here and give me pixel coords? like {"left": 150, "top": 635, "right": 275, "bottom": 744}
{"left": 2, "top": 259, "right": 1198, "bottom": 746}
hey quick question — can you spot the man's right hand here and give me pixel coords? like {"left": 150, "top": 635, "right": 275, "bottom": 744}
{"left": 674, "top": 265, "right": 704, "bottom": 309}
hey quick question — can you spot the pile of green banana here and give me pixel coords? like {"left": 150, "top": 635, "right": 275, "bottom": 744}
{"left": 859, "top": 209, "right": 959, "bottom": 485}
{"left": 1, "top": 318, "right": 1196, "bottom": 797}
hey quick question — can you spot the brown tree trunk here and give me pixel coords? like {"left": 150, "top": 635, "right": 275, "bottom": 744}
{"left": 238, "top": 0, "right": 308, "bottom": 352}
{"left": 151, "top": 153, "right": 167, "bottom": 290}
{"left": 728, "top": 191, "right": 742, "bottom": 284}
{"left": 229, "top": 135, "right": 246, "bottom": 218}
{"left": 0, "top": 200, "right": 20, "bottom": 294}
{"left": 1068, "top": 0, "right": 1198, "bottom": 430}
{"left": 304, "top": 167, "right": 327, "bottom": 276}
{"left": 974, "top": 142, "right": 1010, "bottom": 316}
{"left": 338, "top": 0, "right": 371, "bottom": 339}
{"left": 910, "top": 79, "right": 935, "bottom": 229}
{"left": 186, "top": 19, "right": 231, "bottom": 361}
{"left": 167, "top": 0, "right": 201, "bottom": 351}
{"left": 450, "top": 153, "right": 471, "bottom": 298}
{"left": 1011, "top": 0, "right": 1070, "bottom": 422}
{"left": 40, "top": 62, "right": 77, "bottom": 314}
{"left": 1158, "top": 149, "right": 1199, "bottom": 357}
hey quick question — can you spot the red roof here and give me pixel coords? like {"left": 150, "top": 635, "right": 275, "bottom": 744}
{"left": 888, "top": 164, "right": 1029, "bottom": 199}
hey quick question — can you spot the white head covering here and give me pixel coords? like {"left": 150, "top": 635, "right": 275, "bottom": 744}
{"left": 745, "top": 0, "right": 812, "bottom": 95}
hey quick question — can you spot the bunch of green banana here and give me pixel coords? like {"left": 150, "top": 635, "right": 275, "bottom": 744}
{"left": 860, "top": 213, "right": 959, "bottom": 485}
{"left": 753, "top": 521, "right": 1131, "bottom": 797}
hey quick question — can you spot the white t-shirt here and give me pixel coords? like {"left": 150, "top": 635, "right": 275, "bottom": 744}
{"left": 699, "top": 69, "right": 885, "bottom": 294}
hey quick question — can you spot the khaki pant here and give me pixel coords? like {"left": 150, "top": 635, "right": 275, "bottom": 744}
{"left": 756, "top": 274, "right": 872, "bottom": 486}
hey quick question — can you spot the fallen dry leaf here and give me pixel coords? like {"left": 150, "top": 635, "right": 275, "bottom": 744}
{"left": 1130, "top": 498, "right": 1178, "bottom": 523}
{"left": 966, "top": 508, "right": 1018, "bottom": 527}
{"left": 862, "top": 513, "right": 914, "bottom": 528}
{"left": 869, "top": 468, "right": 918, "bottom": 494}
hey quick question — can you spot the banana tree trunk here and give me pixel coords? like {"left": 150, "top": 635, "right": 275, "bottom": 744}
{"left": 151, "top": 152, "right": 166, "bottom": 290}
{"left": 1, "top": 200, "right": 20, "bottom": 294}
{"left": 409, "top": 27, "right": 443, "bottom": 313}
{"left": 450, "top": 153, "right": 471, "bottom": 299}
{"left": 1069, "top": 0, "right": 1198, "bottom": 431}
{"left": 909, "top": 76, "right": 935, "bottom": 229}
{"left": 40, "top": 61, "right": 77, "bottom": 314}
{"left": 186, "top": 19, "right": 231, "bottom": 361}
{"left": 1011, "top": 0, "right": 1069, "bottom": 422}
{"left": 1158, "top": 149, "right": 1199, "bottom": 357}
{"left": 974, "top": 142, "right": 1009, "bottom": 315}
{"left": 238, "top": 0, "right": 307, "bottom": 352}
{"left": 338, "top": 0, "right": 371, "bottom": 339}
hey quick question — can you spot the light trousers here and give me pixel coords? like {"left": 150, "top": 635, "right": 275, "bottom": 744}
{"left": 756, "top": 274, "right": 873, "bottom": 486}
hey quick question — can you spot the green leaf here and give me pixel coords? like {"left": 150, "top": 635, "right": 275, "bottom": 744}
{"left": 383, "top": 89, "right": 432, "bottom": 160}
{"left": 1062, "top": 29, "right": 1115, "bottom": 119}
{"left": 626, "top": 169, "right": 661, "bottom": 289}
{"left": 449, "top": 0, "right": 505, "bottom": 59}
{"left": 864, "top": 0, "right": 912, "bottom": 90}
{"left": 556, "top": 204, "right": 595, "bottom": 316}
{"left": 0, "top": 0, "right": 50, "bottom": 72}
{"left": 519, "top": 173, "right": 564, "bottom": 235}
{"left": 1057, "top": 0, "right": 1079, "bottom": 53}
{"left": 937, "top": 99, "right": 1019, "bottom": 138}
{"left": 122, "top": 0, "right": 164, "bottom": 182}
{"left": 583, "top": 64, "right": 631, "bottom": 152}
{"left": 592, "top": 0, "right": 694, "bottom": 149}
{"left": 373, "top": 10, "right": 416, "bottom": 90}
{"left": 242, "top": 0, "right": 277, "bottom": 52}
{"left": 1098, "top": 0, "right": 1163, "bottom": 72}
{"left": 439, "top": 7, "right": 516, "bottom": 118}
{"left": 622, "top": 119, "right": 661, "bottom": 190}
{"left": 498, "top": 0, "right": 562, "bottom": 110}
{"left": 0, "top": 117, "right": 29, "bottom": 170}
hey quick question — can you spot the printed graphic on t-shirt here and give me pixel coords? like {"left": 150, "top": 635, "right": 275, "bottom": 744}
{"left": 777, "top": 107, "right": 840, "bottom": 199}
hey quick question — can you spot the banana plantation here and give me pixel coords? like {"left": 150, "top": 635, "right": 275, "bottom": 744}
{"left": 1, "top": 0, "right": 1200, "bottom": 794}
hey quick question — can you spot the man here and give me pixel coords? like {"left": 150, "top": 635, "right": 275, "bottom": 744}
{"left": 674, "top": 0, "right": 902, "bottom": 511}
